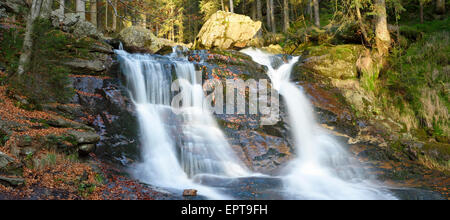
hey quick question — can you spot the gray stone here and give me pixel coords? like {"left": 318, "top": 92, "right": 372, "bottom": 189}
{"left": 68, "top": 130, "right": 100, "bottom": 144}
{"left": 0, "top": 176, "right": 24, "bottom": 187}
{"left": 0, "top": 152, "right": 14, "bottom": 169}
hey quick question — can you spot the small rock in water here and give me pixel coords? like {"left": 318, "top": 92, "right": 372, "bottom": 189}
{"left": 182, "top": 189, "right": 198, "bottom": 197}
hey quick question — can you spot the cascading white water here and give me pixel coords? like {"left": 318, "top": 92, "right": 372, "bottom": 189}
{"left": 241, "top": 48, "right": 396, "bottom": 200}
{"left": 115, "top": 49, "right": 249, "bottom": 199}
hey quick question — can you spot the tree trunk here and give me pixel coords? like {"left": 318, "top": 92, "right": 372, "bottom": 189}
{"left": 436, "top": 0, "right": 445, "bottom": 14}
{"left": 230, "top": 0, "right": 234, "bottom": 13}
{"left": 112, "top": 0, "right": 117, "bottom": 31}
{"left": 221, "top": 0, "right": 225, "bottom": 11}
{"left": 283, "top": 0, "right": 289, "bottom": 32}
{"left": 251, "top": 1, "right": 256, "bottom": 20}
{"left": 40, "top": 0, "right": 53, "bottom": 19}
{"left": 76, "top": 0, "right": 85, "bottom": 20}
{"left": 104, "top": 0, "right": 108, "bottom": 31}
{"left": 420, "top": 0, "right": 424, "bottom": 23}
{"left": 313, "top": 0, "right": 320, "bottom": 27}
{"left": 270, "top": 0, "right": 275, "bottom": 32}
{"left": 59, "top": 0, "right": 64, "bottom": 14}
{"left": 308, "top": 0, "right": 313, "bottom": 21}
{"left": 90, "top": 0, "right": 97, "bottom": 27}
{"left": 374, "top": 0, "right": 391, "bottom": 56}
{"left": 17, "top": 0, "right": 44, "bottom": 76}
{"left": 256, "top": 0, "right": 262, "bottom": 21}
{"left": 266, "top": 0, "right": 271, "bottom": 30}
{"left": 355, "top": 1, "right": 369, "bottom": 45}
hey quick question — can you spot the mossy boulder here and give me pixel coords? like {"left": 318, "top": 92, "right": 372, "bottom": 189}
{"left": 118, "top": 26, "right": 181, "bottom": 53}
{"left": 300, "top": 44, "right": 365, "bottom": 79}
{"left": 195, "top": 11, "right": 262, "bottom": 50}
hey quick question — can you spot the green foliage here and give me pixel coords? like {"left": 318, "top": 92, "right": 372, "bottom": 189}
{"left": 385, "top": 31, "right": 449, "bottom": 138}
{"left": 9, "top": 19, "right": 77, "bottom": 107}
{"left": 0, "top": 27, "right": 24, "bottom": 74}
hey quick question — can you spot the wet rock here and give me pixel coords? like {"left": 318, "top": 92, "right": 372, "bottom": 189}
{"left": 196, "top": 11, "right": 262, "bottom": 50}
{"left": 182, "top": 189, "right": 198, "bottom": 197}
{"left": 78, "top": 144, "right": 96, "bottom": 156}
{"left": 67, "top": 130, "right": 100, "bottom": 144}
{"left": 0, "top": 176, "right": 24, "bottom": 187}
{"left": 0, "top": 151, "right": 22, "bottom": 176}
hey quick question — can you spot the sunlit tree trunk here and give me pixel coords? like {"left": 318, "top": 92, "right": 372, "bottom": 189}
{"left": 112, "top": 0, "right": 117, "bottom": 31}
{"left": 374, "top": 0, "right": 391, "bottom": 56}
{"left": 283, "top": 0, "right": 289, "bottom": 32}
{"left": 308, "top": 0, "right": 313, "bottom": 21}
{"left": 90, "top": 0, "right": 97, "bottom": 27}
{"left": 355, "top": 1, "right": 369, "bottom": 44}
{"left": 313, "top": 0, "right": 320, "bottom": 27}
{"left": 17, "top": 0, "right": 44, "bottom": 76}
{"left": 221, "top": 0, "right": 225, "bottom": 11}
{"left": 76, "top": 0, "right": 85, "bottom": 20}
{"left": 230, "top": 0, "right": 234, "bottom": 13}
{"left": 436, "top": 0, "right": 445, "bottom": 14}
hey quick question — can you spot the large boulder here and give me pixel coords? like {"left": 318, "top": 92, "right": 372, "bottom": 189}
{"left": 299, "top": 44, "right": 365, "bottom": 79}
{"left": 195, "top": 11, "right": 262, "bottom": 50}
{"left": 118, "top": 26, "right": 180, "bottom": 53}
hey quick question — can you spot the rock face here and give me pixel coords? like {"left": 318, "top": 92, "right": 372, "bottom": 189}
{"left": 186, "top": 50, "right": 293, "bottom": 174}
{"left": 51, "top": 10, "right": 103, "bottom": 40}
{"left": 70, "top": 75, "right": 139, "bottom": 165}
{"left": 196, "top": 11, "right": 262, "bottom": 50}
{"left": 118, "top": 26, "right": 181, "bottom": 53}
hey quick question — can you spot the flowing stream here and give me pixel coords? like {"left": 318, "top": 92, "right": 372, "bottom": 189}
{"left": 241, "top": 48, "right": 396, "bottom": 200}
{"left": 115, "top": 46, "right": 396, "bottom": 200}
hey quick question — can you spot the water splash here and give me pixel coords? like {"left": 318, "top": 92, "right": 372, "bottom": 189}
{"left": 115, "top": 49, "right": 249, "bottom": 199}
{"left": 241, "top": 48, "right": 396, "bottom": 200}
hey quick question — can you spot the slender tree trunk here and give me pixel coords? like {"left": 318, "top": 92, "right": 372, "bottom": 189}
{"left": 230, "top": 0, "right": 234, "bottom": 13}
{"left": 251, "top": 1, "right": 256, "bottom": 20}
{"left": 270, "top": 0, "right": 275, "bottom": 32}
{"left": 266, "top": 0, "right": 271, "bottom": 30}
{"left": 104, "top": 0, "right": 108, "bottom": 31}
{"left": 59, "top": 0, "right": 64, "bottom": 15}
{"left": 313, "top": 0, "right": 320, "bottom": 27}
{"left": 436, "top": 0, "right": 445, "bottom": 14}
{"left": 112, "top": 0, "right": 117, "bottom": 31}
{"left": 221, "top": 0, "right": 225, "bottom": 11}
{"left": 76, "top": 0, "right": 85, "bottom": 20}
{"left": 40, "top": 0, "right": 53, "bottom": 19}
{"left": 355, "top": 2, "right": 369, "bottom": 44}
{"left": 283, "top": 0, "right": 289, "bottom": 32}
{"left": 90, "top": 0, "right": 97, "bottom": 27}
{"left": 419, "top": 0, "right": 424, "bottom": 23}
{"left": 256, "top": 0, "right": 262, "bottom": 21}
{"left": 308, "top": 0, "right": 313, "bottom": 21}
{"left": 374, "top": 0, "right": 391, "bottom": 56}
{"left": 17, "top": 0, "right": 44, "bottom": 76}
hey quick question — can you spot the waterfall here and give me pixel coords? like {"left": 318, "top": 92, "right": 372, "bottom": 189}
{"left": 241, "top": 48, "right": 396, "bottom": 200}
{"left": 115, "top": 49, "right": 249, "bottom": 199}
